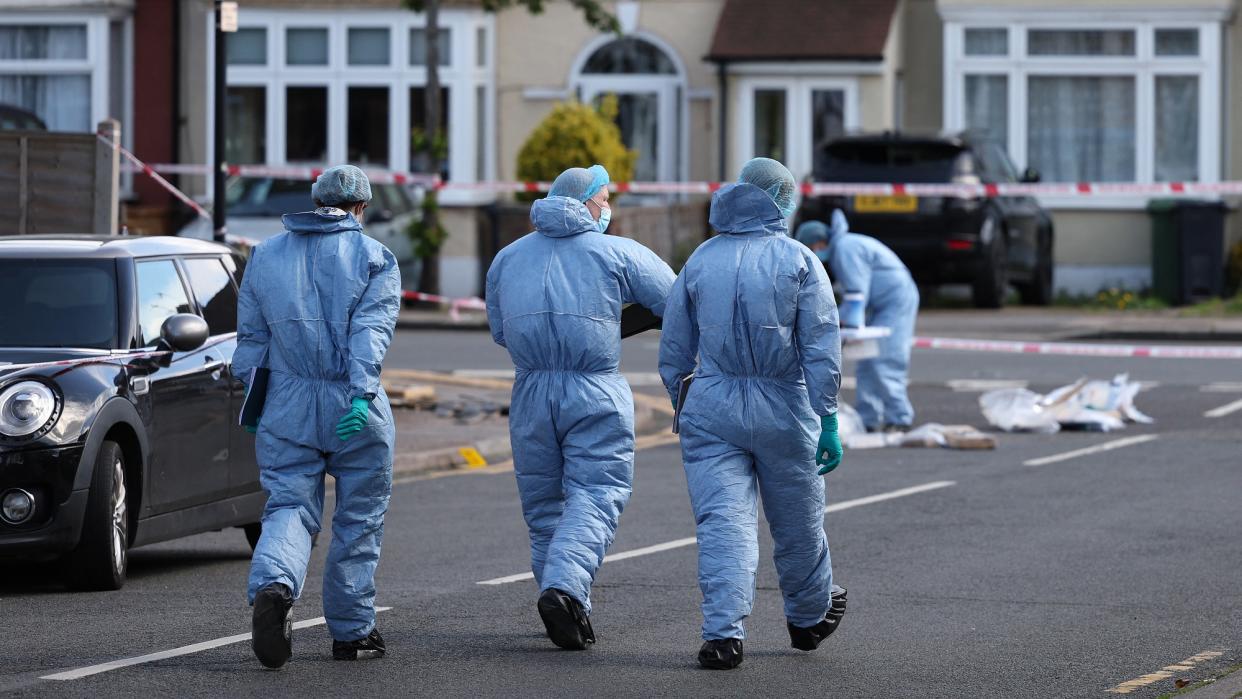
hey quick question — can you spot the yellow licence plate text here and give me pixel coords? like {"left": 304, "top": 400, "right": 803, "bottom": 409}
{"left": 853, "top": 195, "right": 918, "bottom": 213}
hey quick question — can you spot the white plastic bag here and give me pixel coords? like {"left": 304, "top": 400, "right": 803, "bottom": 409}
{"left": 979, "top": 388, "right": 1061, "bottom": 433}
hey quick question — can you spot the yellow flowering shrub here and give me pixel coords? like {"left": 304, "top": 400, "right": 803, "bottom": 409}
{"left": 516, "top": 96, "right": 636, "bottom": 198}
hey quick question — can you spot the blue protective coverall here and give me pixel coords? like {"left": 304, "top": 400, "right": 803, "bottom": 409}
{"left": 233, "top": 207, "right": 401, "bottom": 642}
{"left": 823, "top": 210, "right": 920, "bottom": 429}
{"left": 485, "top": 195, "right": 676, "bottom": 613}
{"left": 658, "top": 183, "right": 842, "bottom": 641}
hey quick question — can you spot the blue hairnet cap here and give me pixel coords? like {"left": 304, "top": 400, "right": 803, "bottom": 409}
{"left": 548, "top": 164, "right": 610, "bottom": 202}
{"left": 739, "top": 157, "right": 796, "bottom": 217}
{"left": 795, "top": 220, "right": 830, "bottom": 246}
{"left": 312, "top": 165, "right": 373, "bottom": 206}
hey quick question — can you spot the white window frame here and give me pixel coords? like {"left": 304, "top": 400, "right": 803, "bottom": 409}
{"left": 943, "top": 10, "right": 1223, "bottom": 210}
{"left": 0, "top": 14, "right": 110, "bottom": 129}
{"left": 734, "top": 76, "right": 860, "bottom": 183}
{"left": 206, "top": 8, "right": 495, "bottom": 205}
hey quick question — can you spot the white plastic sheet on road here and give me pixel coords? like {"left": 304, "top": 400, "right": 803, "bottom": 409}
{"left": 980, "top": 374, "right": 1154, "bottom": 434}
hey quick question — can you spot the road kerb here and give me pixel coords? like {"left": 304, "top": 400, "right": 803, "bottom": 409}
{"left": 385, "top": 369, "right": 674, "bottom": 479}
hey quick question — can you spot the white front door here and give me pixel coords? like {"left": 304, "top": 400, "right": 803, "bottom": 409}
{"left": 582, "top": 78, "right": 679, "bottom": 183}
{"left": 737, "top": 77, "right": 860, "bottom": 182}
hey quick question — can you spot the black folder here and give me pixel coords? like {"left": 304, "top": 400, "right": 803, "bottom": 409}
{"left": 239, "top": 367, "right": 270, "bottom": 430}
{"left": 620, "top": 304, "right": 662, "bottom": 339}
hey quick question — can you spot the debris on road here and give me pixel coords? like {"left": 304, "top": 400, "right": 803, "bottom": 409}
{"left": 837, "top": 405, "right": 996, "bottom": 450}
{"left": 980, "top": 374, "right": 1154, "bottom": 434}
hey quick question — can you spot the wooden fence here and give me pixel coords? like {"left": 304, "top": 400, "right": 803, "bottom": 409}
{"left": 0, "top": 119, "right": 119, "bottom": 236}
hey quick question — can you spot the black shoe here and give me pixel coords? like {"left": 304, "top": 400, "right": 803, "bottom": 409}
{"left": 698, "top": 638, "right": 743, "bottom": 670}
{"left": 251, "top": 583, "right": 294, "bottom": 669}
{"left": 537, "top": 588, "right": 596, "bottom": 650}
{"left": 332, "top": 628, "right": 386, "bottom": 661}
{"left": 788, "top": 585, "right": 847, "bottom": 651}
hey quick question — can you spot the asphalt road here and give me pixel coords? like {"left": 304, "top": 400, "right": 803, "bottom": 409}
{"left": 2, "top": 329, "right": 1239, "bottom": 697}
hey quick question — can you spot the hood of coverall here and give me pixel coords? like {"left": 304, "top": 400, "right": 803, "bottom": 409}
{"left": 708, "top": 183, "right": 789, "bottom": 237}
{"left": 825, "top": 208, "right": 849, "bottom": 244}
{"left": 530, "top": 196, "right": 599, "bottom": 239}
{"left": 280, "top": 208, "right": 364, "bottom": 235}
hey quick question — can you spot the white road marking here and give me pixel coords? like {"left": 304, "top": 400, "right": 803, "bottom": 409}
{"left": 947, "top": 379, "right": 1029, "bottom": 392}
{"left": 475, "top": 480, "right": 957, "bottom": 585}
{"left": 1204, "top": 397, "right": 1242, "bottom": 419}
{"left": 1022, "top": 434, "right": 1158, "bottom": 467}
{"left": 40, "top": 607, "right": 392, "bottom": 681}
{"left": 1202, "top": 382, "right": 1242, "bottom": 393}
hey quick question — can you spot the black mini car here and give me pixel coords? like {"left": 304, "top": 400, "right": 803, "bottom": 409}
{"left": 0, "top": 235, "right": 264, "bottom": 590}
{"left": 798, "top": 132, "right": 1055, "bottom": 308}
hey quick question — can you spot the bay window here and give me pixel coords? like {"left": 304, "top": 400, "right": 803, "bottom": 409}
{"left": 944, "top": 15, "right": 1222, "bottom": 206}
{"left": 216, "top": 9, "right": 494, "bottom": 202}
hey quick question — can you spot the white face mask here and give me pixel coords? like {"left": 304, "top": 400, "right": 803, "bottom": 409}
{"left": 588, "top": 197, "right": 611, "bottom": 233}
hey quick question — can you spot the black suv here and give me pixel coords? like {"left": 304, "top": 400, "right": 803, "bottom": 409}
{"left": 798, "top": 133, "right": 1055, "bottom": 308}
{"left": 0, "top": 235, "right": 264, "bottom": 590}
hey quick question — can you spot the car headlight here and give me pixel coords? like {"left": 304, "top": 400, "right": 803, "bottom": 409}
{"left": 0, "top": 381, "right": 59, "bottom": 438}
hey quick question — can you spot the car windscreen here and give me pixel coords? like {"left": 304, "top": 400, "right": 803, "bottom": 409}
{"left": 0, "top": 259, "right": 118, "bottom": 349}
{"left": 227, "top": 178, "right": 315, "bottom": 217}
{"left": 815, "top": 142, "right": 967, "bottom": 183}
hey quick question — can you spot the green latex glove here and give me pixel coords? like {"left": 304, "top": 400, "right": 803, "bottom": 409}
{"left": 336, "top": 397, "right": 372, "bottom": 441}
{"left": 244, "top": 424, "right": 258, "bottom": 435}
{"left": 816, "top": 413, "right": 843, "bottom": 475}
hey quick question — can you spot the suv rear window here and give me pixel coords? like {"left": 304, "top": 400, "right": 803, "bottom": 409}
{"left": 815, "top": 142, "right": 969, "bottom": 183}
{"left": 0, "top": 259, "right": 118, "bottom": 349}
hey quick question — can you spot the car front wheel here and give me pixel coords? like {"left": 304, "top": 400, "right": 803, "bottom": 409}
{"left": 972, "top": 218, "right": 1009, "bottom": 309}
{"left": 66, "top": 441, "right": 128, "bottom": 591}
{"left": 1018, "top": 230, "right": 1054, "bottom": 306}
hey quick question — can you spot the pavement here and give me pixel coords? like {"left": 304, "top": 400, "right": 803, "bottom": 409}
{"left": 397, "top": 306, "right": 1242, "bottom": 342}
{"left": 2, "top": 328, "right": 1239, "bottom": 697}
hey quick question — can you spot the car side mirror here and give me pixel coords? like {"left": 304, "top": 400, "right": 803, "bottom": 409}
{"left": 367, "top": 208, "right": 394, "bottom": 224}
{"left": 157, "top": 314, "right": 209, "bottom": 357}
{"left": 1020, "top": 167, "right": 1041, "bottom": 183}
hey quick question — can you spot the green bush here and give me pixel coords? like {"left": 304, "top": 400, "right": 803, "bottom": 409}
{"left": 516, "top": 96, "right": 636, "bottom": 199}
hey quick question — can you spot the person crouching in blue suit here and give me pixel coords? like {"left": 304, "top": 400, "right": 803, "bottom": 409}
{"left": 485, "top": 164, "right": 676, "bottom": 650}
{"left": 796, "top": 209, "right": 920, "bottom": 432}
{"left": 234, "top": 165, "right": 401, "bottom": 668}
{"left": 659, "top": 158, "right": 847, "bottom": 670}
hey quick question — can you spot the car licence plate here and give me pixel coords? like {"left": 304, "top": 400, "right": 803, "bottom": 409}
{"left": 853, "top": 194, "right": 918, "bottom": 213}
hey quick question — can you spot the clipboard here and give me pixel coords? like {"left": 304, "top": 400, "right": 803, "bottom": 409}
{"left": 620, "top": 304, "right": 662, "bottom": 339}
{"left": 239, "top": 367, "right": 270, "bottom": 430}
{"left": 672, "top": 374, "right": 693, "bottom": 434}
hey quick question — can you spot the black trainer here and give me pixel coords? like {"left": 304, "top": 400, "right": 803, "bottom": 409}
{"left": 332, "top": 628, "right": 387, "bottom": 661}
{"left": 698, "top": 638, "right": 743, "bottom": 670}
{"left": 251, "top": 583, "right": 294, "bottom": 669}
{"left": 788, "top": 585, "right": 848, "bottom": 651}
{"left": 537, "top": 588, "right": 596, "bottom": 650}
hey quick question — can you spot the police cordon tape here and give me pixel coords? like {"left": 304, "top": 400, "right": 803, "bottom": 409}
{"left": 916, "top": 336, "right": 1242, "bottom": 359}
{"left": 121, "top": 160, "right": 1242, "bottom": 199}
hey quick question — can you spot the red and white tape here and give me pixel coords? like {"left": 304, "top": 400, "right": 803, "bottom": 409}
{"left": 121, "top": 161, "right": 1242, "bottom": 199}
{"left": 403, "top": 290, "right": 487, "bottom": 322}
{"left": 913, "top": 336, "right": 1242, "bottom": 360}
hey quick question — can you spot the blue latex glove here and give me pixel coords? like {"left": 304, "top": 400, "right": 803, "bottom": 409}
{"left": 816, "top": 413, "right": 843, "bottom": 475}
{"left": 336, "top": 397, "right": 371, "bottom": 441}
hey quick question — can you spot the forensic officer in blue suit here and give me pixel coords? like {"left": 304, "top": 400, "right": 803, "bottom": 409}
{"left": 660, "top": 158, "right": 847, "bottom": 670}
{"left": 234, "top": 165, "right": 401, "bottom": 668}
{"left": 796, "top": 209, "right": 920, "bottom": 431}
{"left": 485, "top": 164, "right": 676, "bottom": 650}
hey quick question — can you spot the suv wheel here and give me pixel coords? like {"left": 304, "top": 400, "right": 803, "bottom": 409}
{"left": 1018, "top": 230, "right": 1054, "bottom": 306}
{"left": 67, "top": 441, "right": 129, "bottom": 591}
{"left": 972, "top": 218, "right": 1009, "bottom": 309}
